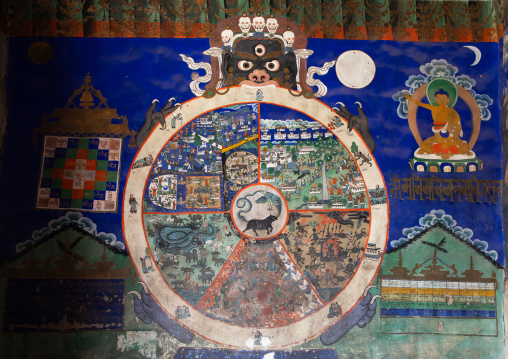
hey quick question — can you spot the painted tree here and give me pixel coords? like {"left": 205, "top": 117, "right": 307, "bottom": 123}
{"left": 194, "top": 132, "right": 202, "bottom": 147}
{"left": 290, "top": 147, "right": 298, "bottom": 163}
{"left": 210, "top": 134, "right": 218, "bottom": 148}
{"left": 309, "top": 137, "right": 340, "bottom": 202}
{"left": 351, "top": 141, "right": 358, "bottom": 155}
{"left": 256, "top": 192, "right": 282, "bottom": 215}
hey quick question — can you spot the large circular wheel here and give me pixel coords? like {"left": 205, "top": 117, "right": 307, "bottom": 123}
{"left": 123, "top": 87, "right": 388, "bottom": 348}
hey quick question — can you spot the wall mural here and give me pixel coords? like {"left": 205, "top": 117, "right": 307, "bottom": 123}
{"left": 0, "top": 11, "right": 505, "bottom": 359}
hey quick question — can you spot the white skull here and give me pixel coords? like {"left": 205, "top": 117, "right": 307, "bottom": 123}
{"left": 283, "top": 30, "right": 295, "bottom": 46}
{"left": 238, "top": 16, "right": 251, "bottom": 33}
{"left": 266, "top": 18, "right": 278, "bottom": 34}
{"left": 252, "top": 16, "right": 265, "bottom": 32}
{"left": 221, "top": 29, "right": 233, "bottom": 46}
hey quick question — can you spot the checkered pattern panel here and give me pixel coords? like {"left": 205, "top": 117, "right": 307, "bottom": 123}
{"left": 36, "top": 136, "right": 121, "bottom": 211}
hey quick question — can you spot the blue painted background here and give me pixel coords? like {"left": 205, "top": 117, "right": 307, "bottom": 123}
{"left": 0, "top": 38, "right": 502, "bottom": 264}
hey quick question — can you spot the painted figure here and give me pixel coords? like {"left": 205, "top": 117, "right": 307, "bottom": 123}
{"left": 221, "top": 28, "right": 234, "bottom": 51}
{"left": 238, "top": 14, "right": 251, "bottom": 36}
{"left": 404, "top": 88, "right": 471, "bottom": 159}
{"left": 266, "top": 16, "right": 279, "bottom": 36}
{"left": 132, "top": 154, "right": 154, "bottom": 168}
{"left": 221, "top": 37, "right": 297, "bottom": 88}
{"left": 176, "top": 305, "right": 191, "bottom": 319}
{"left": 332, "top": 102, "right": 375, "bottom": 153}
{"left": 135, "top": 98, "right": 180, "bottom": 146}
{"left": 283, "top": 30, "right": 295, "bottom": 53}
{"left": 140, "top": 250, "right": 155, "bottom": 274}
{"left": 129, "top": 194, "right": 138, "bottom": 213}
{"left": 252, "top": 16, "right": 266, "bottom": 37}
{"left": 327, "top": 302, "right": 341, "bottom": 318}
{"left": 256, "top": 89, "right": 264, "bottom": 101}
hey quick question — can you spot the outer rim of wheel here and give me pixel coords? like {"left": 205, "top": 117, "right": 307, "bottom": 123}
{"left": 123, "top": 86, "right": 389, "bottom": 348}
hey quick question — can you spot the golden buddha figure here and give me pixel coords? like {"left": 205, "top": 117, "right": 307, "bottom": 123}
{"left": 404, "top": 87, "right": 472, "bottom": 160}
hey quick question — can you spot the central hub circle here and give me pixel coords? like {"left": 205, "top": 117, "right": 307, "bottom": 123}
{"left": 231, "top": 184, "right": 288, "bottom": 240}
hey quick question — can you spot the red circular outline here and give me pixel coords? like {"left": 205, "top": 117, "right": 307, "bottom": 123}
{"left": 121, "top": 88, "right": 390, "bottom": 349}
{"left": 230, "top": 182, "right": 289, "bottom": 240}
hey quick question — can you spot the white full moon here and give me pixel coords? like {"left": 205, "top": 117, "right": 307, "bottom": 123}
{"left": 336, "top": 50, "right": 376, "bottom": 89}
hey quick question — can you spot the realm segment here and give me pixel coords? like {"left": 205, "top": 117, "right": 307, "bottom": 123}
{"left": 259, "top": 104, "right": 369, "bottom": 211}
{"left": 279, "top": 210, "right": 370, "bottom": 303}
{"left": 143, "top": 213, "right": 241, "bottom": 306}
{"left": 197, "top": 239, "right": 323, "bottom": 328}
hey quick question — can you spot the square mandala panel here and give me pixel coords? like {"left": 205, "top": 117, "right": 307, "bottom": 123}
{"left": 36, "top": 136, "right": 121, "bottom": 212}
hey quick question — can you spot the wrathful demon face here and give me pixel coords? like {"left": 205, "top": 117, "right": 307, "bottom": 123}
{"left": 221, "top": 39, "right": 297, "bottom": 88}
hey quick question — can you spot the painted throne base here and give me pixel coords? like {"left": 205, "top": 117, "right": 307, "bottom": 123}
{"left": 410, "top": 149, "right": 483, "bottom": 173}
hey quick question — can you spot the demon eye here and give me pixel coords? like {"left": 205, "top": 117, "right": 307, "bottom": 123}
{"left": 264, "top": 60, "right": 280, "bottom": 72}
{"left": 254, "top": 44, "right": 266, "bottom": 57}
{"left": 238, "top": 60, "right": 254, "bottom": 71}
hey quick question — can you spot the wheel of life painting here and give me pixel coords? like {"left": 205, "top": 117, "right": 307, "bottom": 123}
{"left": 123, "top": 87, "right": 389, "bottom": 348}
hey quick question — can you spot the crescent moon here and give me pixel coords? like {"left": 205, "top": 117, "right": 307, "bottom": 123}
{"left": 463, "top": 45, "right": 481, "bottom": 66}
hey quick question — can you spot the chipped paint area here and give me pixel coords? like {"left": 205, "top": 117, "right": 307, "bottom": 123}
{"left": 157, "top": 333, "right": 186, "bottom": 359}
{"left": 117, "top": 331, "right": 157, "bottom": 359}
